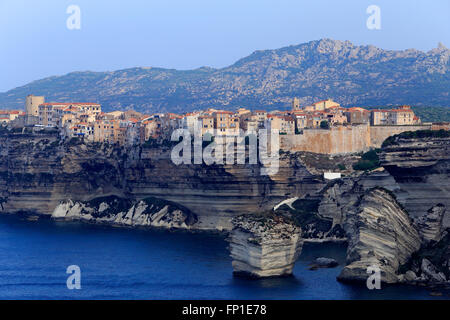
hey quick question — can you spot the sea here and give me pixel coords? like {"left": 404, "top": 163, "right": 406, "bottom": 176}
{"left": 0, "top": 214, "right": 447, "bottom": 300}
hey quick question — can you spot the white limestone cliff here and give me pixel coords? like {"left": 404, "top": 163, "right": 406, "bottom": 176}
{"left": 51, "top": 196, "right": 198, "bottom": 230}
{"left": 338, "top": 188, "right": 421, "bottom": 284}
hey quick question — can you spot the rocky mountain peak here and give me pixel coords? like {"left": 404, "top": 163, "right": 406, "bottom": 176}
{"left": 438, "top": 42, "right": 447, "bottom": 50}
{"left": 0, "top": 38, "right": 448, "bottom": 112}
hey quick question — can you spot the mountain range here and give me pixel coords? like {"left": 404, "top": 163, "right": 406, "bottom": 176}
{"left": 1, "top": 39, "right": 449, "bottom": 113}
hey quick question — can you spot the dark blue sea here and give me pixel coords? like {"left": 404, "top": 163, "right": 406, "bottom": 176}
{"left": 0, "top": 214, "right": 447, "bottom": 300}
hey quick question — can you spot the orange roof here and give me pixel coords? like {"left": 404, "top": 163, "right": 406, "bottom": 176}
{"left": 346, "top": 107, "right": 368, "bottom": 111}
{"left": 40, "top": 102, "right": 100, "bottom": 106}
{"left": 214, "top": 111, "right": 233, "bottom": 115}
{"left": 389, "top": 109, "right": 414, "bottom": 113}
{"left": 0, "top": 110, "right": 24, "bottom": 115}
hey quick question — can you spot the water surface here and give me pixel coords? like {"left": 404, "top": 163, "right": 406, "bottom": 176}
{"left": 0, "top": 214, "right": 447, "bottom": 300}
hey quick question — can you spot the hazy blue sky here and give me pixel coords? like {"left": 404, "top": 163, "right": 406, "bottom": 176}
{"left": 1, "top": 0, "right": 449, "bottom": 92}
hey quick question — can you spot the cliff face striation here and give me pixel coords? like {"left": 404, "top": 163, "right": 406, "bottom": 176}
{"left": 338, "top": 188, "right": 421, "bottom": 284}
{"left": 380, "top": 132, "right": 450, "bottom": 228}
{"left": 415, "top": 204, "right": 446, "bottom": 244}
{"left": 0, "top": 131, "right": 323, "bottom": 231}
{"left": 228, "top": 215, "right": 303, "bottom": 278}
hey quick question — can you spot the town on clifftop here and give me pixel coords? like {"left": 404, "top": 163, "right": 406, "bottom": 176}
{"left": 0, "top": 95, "right": 448, "bottom": 154}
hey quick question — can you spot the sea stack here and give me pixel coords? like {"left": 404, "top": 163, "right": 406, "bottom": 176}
{"left": 228, "top": 215, "right": 303, "bottom": 278}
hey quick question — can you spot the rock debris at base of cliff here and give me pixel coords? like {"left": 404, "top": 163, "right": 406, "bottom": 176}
{"left": 52, "top": 195, "right": 198, "bottom": 230}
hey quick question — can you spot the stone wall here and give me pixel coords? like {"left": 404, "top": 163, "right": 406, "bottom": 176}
{"left": 369, "top": 125, "right": 432, "bottom": 147}
{"left": 281, "top": 124, "right": 432, "bottom": 154}
{"left": 281, "top": 125, "right": 370, "bottom": 154}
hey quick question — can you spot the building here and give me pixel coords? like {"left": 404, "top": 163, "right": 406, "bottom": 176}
{"left": 371, "top": 106, "right": 419, "bottom": 126}
{"left": 371, "top": 109, "right": 391, "bottom": 125}
{"left": 228, "top": 115, "right": 241, "bottom": 136}
{"left": 306, "top": 114, "right": 322, "bottom": 128}
{"left": 125, "top": 118, "right": 141, "bottom": 146}
{"left": 312, "top": 99, "right": 340, "bottom": 111}
{"left": 292, "top": 112, "right": 307, "bottom": 130}
{"left": 198, "top": 115, "right": 214, "bottom": 136}
{"left": 38, "top": 103, "right": 67, "bottom": 126}
{"left": 344, "top": 107, "right": 371, "bottom": 124}
{"left": 253, "top": 110, "right": 268, "bottom": 129}
{"left": 292, "top": 98, "right": 301, "bottom": 111}
{"left": 93, "top": 119, "right": 120, "bottom": 144}
{"left": 213, "top": 111, "right": 234, "bottom": 135}
{"left": 39, "top": 102, "right": 101, "bottom": 127}
{"left": 106, "top": 111, "right": 124, "bottom": 119}
{"left": 327, "top": 112, "right": 348, "bottom": 126}
{"left": 236, "top": 108, "right": 251, "bottom": 116}
{"left": 141, "top": 119, "right": 161, "bottom": 141}
{"left": 0, "top": 110, "right": 25, "bottom": 124}
{"left": 239, "top": 114, "right": 259, "bottom": 133}
{"left": 67, "top": 122, "right": 95, "bottom": 141}
{"left": 25, "top": 95, "right": 45, "bottom": 117}
{"left": 388, "top": 106, "right": 415, "bottom": 125}
{"left": 181, "top": 112, "right": 200, "bottom": 134}
{"left": 265, "top": 115, "right": 295, "bottom": 134}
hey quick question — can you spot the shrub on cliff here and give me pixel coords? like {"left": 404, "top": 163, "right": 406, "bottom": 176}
{"left": 275, "top": 199, "right": 333, "bottom": 238}
{"left": 0, "top": 125, "right": 9, "bottom": 134}
{"left": 67, "top": 137, "right": 82, "bottom": 146}
{"left": 352, "top": 149, "right": 380, "bottom": 171}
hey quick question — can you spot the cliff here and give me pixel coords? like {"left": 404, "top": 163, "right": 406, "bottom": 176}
{"left": 228, "top": 214, "right": 303, "bottom": 278}
{"left": 337, "top": 188, "right": 421, "bottom": 284}
{"left": 0, "top": 131, "right": 324, "bottom": 231}
{"left": 396, "top": 202, "right": 449, "bottom": 287}
{"left": 399, "top": 230, "right": 450, "bottom": 287}
{"left": 380, "top": 131, "right": 450, "bottom": 227}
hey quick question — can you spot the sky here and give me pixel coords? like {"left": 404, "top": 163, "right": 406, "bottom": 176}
{"left": 0, "top": 0, "right": 449, "bottom": 92}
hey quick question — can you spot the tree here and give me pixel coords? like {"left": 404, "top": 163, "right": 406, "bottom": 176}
{"left": 320, "top": 120, "right": 330, "bottom": 129}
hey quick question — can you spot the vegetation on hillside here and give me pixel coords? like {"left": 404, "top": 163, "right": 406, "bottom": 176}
{"left": 409, "top": 106, "right": 450, "bottom": 123}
